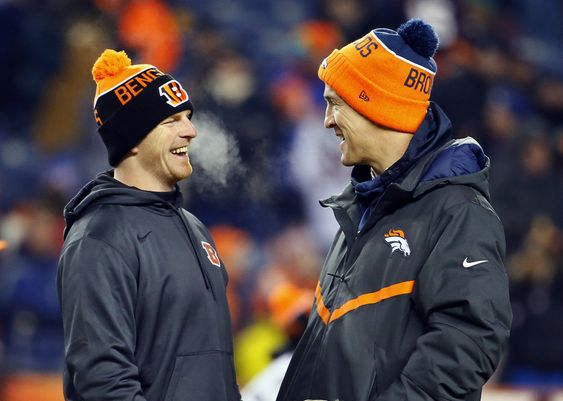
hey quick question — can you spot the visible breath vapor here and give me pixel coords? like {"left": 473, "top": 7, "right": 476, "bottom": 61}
{"left": 187, "top": 112, "right": 246, "bottom": 193}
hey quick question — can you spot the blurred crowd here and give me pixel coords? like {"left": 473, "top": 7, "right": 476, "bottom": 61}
{"left": 0, "top": 0, "right": 562, "bottom": 399}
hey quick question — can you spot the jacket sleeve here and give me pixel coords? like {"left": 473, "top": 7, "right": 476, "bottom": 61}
{"left": 57, "top": 236, "right": 147, "bottom": 401}
{"left": 374, "top": 201, "right": 512, "bottom": 401}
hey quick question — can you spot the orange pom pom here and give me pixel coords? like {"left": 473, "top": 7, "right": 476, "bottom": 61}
{"left": 92, "top": 49, "right": 132, "bottom": 83}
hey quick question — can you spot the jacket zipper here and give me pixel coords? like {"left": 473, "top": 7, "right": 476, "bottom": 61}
{"left": 172, "top": 206, "right": 217, "bottom": 300}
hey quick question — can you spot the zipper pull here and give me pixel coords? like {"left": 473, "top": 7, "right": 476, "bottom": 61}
{"left": 327, "top": 272, "right": 347, "bottom": 282}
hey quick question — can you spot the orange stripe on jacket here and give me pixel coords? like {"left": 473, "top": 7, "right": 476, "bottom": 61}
{"left": 315, "top": 280, "right": 415, "bottom": 325}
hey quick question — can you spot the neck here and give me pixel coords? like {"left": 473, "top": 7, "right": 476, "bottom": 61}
{"left": 369, "top": 128, "right": 413, "bottom": 175}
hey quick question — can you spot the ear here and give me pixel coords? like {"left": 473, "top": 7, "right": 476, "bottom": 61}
{"left": 130, "top": 146, "right": 139, "bottom": 155}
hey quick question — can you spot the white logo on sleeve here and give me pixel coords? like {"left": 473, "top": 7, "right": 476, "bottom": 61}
{"left": 462, "top": 257, "right": 488, "bottom": 268}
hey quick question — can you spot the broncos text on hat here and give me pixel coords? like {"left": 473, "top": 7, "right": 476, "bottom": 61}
{"left": 318, "top": 19, "right": 439, "bottom": 133}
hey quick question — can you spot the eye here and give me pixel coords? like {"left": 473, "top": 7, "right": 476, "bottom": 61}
{"left": 325, "top": 97, "right": 339, "bottom": 107}
{"left": 161, "top": 118, "right": 176, "bottom": 125}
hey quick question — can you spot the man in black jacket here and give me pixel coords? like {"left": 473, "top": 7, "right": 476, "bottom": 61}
{"left": 57, "top": 49, "right": 241, "bottom": 401}
{"left": 277, "top": 19, "right": 512, "bottom": 401}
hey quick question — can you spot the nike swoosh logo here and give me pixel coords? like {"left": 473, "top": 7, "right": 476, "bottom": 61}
{"left": 462, "top": 257, "right": 488, "bottom": 268}
{"left": 137, "top": 231, "right": 152, "bottom": 242}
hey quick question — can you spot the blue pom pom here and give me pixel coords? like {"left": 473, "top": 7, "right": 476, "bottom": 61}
{"left": 397, "top": 19, "right": 439, "bottom": 58}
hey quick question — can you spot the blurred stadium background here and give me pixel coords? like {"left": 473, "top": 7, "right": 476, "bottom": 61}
{"left": 0, "top": 0, "right": 562, "bottom": 400}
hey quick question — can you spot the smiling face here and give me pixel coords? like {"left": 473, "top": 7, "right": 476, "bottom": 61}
{"left": 130, "top": 109, "right": 197, "bottom": 190}
{"left": 323, "top": 84, "right": 383, "bottom": 169}
{"left": 323, "top": 84, "right": 412, "bottom": 174}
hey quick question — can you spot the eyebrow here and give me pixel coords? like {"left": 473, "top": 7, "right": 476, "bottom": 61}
{"left": 169, "top": 110, "right": 190, "bottom": 120}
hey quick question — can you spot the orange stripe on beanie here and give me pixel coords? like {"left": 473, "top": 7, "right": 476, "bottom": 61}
{"left": 318, "top": 19, "right": 439, "bottom": 133}
{"left": 92, "top": 49, "right": 193, "bottom": 166}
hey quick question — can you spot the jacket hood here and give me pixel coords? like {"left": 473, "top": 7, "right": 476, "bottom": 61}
{"left": 63, "top": 171, "right": 182, "bottom": 238}
{"left": 396, "top": 138, "right": 490, "bottom": 201}
{"left": 351, "top": 101, "right": 453, "bottom": 202}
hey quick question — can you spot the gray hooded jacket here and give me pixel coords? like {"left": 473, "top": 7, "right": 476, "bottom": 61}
{"left": 57, "top": 173, "right": 241, "bottom": 401}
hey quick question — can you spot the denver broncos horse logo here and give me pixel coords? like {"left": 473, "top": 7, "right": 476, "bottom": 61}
{"left": 384, "top": 229, "right": 411, "bottom": 257}
{"left": 159, "top": 80, "right": 189, "bottom": 107}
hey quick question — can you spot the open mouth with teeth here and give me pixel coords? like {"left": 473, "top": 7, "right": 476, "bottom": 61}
{"left": 170, "top": 146, "right": 188, "bottom": 158}
{"left": 335, "top": 131, "right": 346, "bottom": 152}
{"left": 335, "top": 129, "right": 345, "bottom": 141}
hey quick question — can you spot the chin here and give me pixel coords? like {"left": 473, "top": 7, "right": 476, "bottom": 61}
{"left": 171, "top": 165, "right": 193, "bottom": 183}
{"left": 179, "top": 167, "right": 193, "bottom": 181}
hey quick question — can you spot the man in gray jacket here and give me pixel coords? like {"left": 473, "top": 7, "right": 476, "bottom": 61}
{"left": 57, "top": 49, "right": 240, "bottom": 401}
{"left": 277, "top": 19, "right": 512, "bottom": 401}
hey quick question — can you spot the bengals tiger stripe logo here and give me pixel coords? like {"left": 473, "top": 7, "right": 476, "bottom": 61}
{"left": 201, "top": 241, "right": 221, "bottom": 267}
{"left": 159, "top": 80, "right": 189, "bottom": 107}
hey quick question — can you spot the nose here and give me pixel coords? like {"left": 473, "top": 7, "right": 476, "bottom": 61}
{"left": 180, "top": 115, "right": 197, "bottom": 139}
{"left": 324, "top": 105, "right": 336, "bottom": 129}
